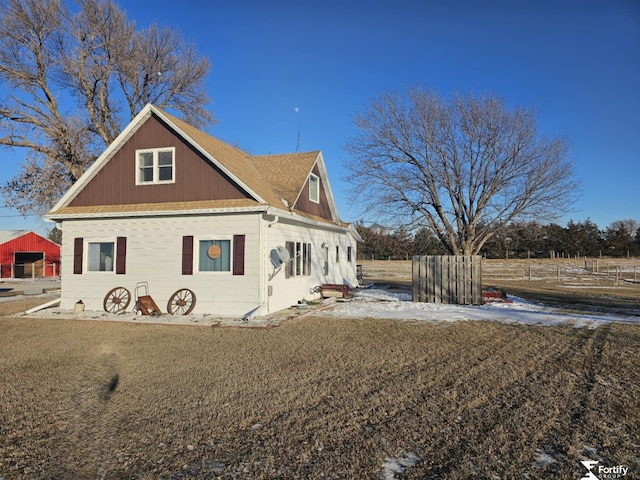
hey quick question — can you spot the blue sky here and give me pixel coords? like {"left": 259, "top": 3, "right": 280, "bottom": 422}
{"left": 1, "top": 0, "right": 638, "bottom": 235}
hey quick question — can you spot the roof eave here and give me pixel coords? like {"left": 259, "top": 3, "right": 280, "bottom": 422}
{"left": 267, "top": 207, "right": 350, "bottom": 233}
{"left": 47, "top": 205, "right": 272, "bottom": 221}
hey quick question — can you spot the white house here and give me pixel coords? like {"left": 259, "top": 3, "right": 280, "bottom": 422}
{"left": 46, "top": 104, "right": 361, "bottom": 318}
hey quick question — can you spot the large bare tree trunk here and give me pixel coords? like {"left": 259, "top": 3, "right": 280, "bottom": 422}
{"left": 0, "top": 0, "right": 213, "bottom": 216}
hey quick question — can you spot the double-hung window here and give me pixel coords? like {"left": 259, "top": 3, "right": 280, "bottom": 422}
{"left": 136, "top": 147, "right": 175, "bottom": 184}
{"left": 74, "top": 237, "right": 127, "bottom": 274}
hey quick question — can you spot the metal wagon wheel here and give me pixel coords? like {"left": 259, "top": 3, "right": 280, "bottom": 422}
{"left": 103, "top": 287, "right": 131, "bottom": 313}
{"left": 167, "top": 288, "right": 196, "bottom": 315}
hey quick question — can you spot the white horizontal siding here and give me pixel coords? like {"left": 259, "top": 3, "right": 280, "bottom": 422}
{"left": 265, "top": 217, "right": 358, "bottom": 314}
{"left": 59, "top": 212, "right": 358, "bottom": 318}
{"left": 60, "top": 213, "right": 261, "bottom": 317}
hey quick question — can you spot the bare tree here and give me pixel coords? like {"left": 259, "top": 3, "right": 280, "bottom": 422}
{"left": 0, "top": 0, "right": 213, "bottom": 216}
{"left": 608, "top": 219, "right": 639, "bottom": 239}
{"left": 344, "top": 87, "right": 580, "bottom": 255}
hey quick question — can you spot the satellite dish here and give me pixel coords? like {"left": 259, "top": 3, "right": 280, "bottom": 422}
{"left": 270, "top": 246, "right": 291, "bottom": 268}
{"left": 276, "top": 245, "right": 291, "bottom": 264}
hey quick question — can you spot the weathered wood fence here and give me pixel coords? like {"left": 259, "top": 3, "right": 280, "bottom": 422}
{"left": 412, "top": 255, "right": 483, "bottom": 305}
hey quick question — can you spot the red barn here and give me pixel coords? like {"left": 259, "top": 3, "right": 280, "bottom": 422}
{"left": 0, "top": 230, "right": 61, "bottom": 278}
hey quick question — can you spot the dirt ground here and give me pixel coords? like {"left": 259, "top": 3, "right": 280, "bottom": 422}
{"left": 1, "top": 290, "right": 638, "bottom": 479}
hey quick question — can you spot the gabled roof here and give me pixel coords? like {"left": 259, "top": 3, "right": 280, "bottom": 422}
{"left": 252, "top": 151, "right": 340, "bottom": 223}
{"left": 0, "top": 230, "right": 61, "bottom": 247}
{"left": 48, "top": 104, "right": 342, "bottom": 226}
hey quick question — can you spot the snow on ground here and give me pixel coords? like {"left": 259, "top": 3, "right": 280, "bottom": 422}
{"left": 381, "top": 452, "right": 421, "bottom": 480}
{"left": 6, "top": 286, "right": 640, "bottom": 328}
{"left": 324, "top": 287, "right": 640, "bottom": 329}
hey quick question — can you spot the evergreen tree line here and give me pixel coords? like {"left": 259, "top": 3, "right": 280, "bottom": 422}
{"left": 356, "top": 219, "right": 640, "bottom": 260}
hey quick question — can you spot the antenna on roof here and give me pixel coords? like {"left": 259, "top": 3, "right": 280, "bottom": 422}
{"left": 294, "top": 106, "right": 300, "bottom": 153}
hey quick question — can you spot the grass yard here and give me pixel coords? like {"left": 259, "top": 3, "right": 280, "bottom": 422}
{"left": 1, "top": 293, "right": 639, "bottom": 479}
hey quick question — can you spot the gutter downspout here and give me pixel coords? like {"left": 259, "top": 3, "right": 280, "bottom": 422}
{"left": 267, "top": 215, "right": 279, "bottom": 228}
{"left": 249, "top": 213, "right": 280, "bottom": 320}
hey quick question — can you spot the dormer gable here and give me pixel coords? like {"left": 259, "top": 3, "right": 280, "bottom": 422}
{"left": 251, "top": 151, "right": 339, "bottom": 223}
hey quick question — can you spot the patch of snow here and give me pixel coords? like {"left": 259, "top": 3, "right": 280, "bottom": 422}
{"left": 578, "top": 445, "right": 599, "bottom": 459}
{"left": 352, "top": 289, "right": 412, "bottom": 302}
{"left": 532, "top": 449, "right": 560, "bottom": 468}
{"left": 381, "top": 452, "right": 420, "bottom": 480}
{"left": 9, "top": 285, "right": 640, "bottom": 329}
{"left": 324, "top": 288, "right": 639, "bottom": 328}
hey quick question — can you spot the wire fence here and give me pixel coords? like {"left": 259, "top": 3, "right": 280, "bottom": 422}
{"left": 359, "top": 258, "right": 640, "bottom": 286}
{"left": 482, "top": 259, "right": 640, "bottom": 285}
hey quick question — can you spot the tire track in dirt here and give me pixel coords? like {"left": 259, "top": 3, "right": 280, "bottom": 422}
{"left": 403, "top": 326, "right": 592, "bottom": 479}
{"left": 48, "top": 347, "right": 123, "bottom": 478}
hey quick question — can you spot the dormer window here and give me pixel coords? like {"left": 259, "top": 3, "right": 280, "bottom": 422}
{"left": 309, "top": 173, "right": 319, "bottom": 203}
{"left": 136, "top": 147, "right": 175, "bottom": 184}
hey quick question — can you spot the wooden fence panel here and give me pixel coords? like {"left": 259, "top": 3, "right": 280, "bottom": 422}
{"left": 412, "top": 255, "right": 482, "bottom": 305}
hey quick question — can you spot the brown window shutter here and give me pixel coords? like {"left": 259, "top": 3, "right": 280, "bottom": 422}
{"left": 233, "top": 234, "right": 245, "bottom": 276}
{"left": 73, "top": 237, "right": 83, "bottom": 274}
{"left": 307, "top": 243, "right": 312, "bottom": 275}
{"left": 182, "top": 236, "right": 193, "bottom": 275}
{"left": 116, "top": 237, "right": 127, "bottom": 274}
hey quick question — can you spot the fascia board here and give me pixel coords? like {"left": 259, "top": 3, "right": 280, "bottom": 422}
{"left": 348, "top": 223, "right": 364, "bottom": 242}
{"left": 47, "top": 205, "right": 271, "bottom": 221}
{"left": 48, "top": 104, "right": 268, "bottom": 215}
{"left": 314, "top": 152, "right": 340, "bottom": 223}
{"left": 266, "top": 207, "right": 349, "bottom": 234}
{"left": 290, "top": 153, "right": 317, "bottom": 207}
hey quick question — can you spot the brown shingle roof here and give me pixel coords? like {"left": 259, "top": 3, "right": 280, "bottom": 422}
{"left": 251, "top": 152, "right": 319, "bottom": 206}
{"left": 163, "top": 110, "right": 325, "bottom": 213}
{"left": 161, "top": 111, "right": 286, "bottom": 209}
